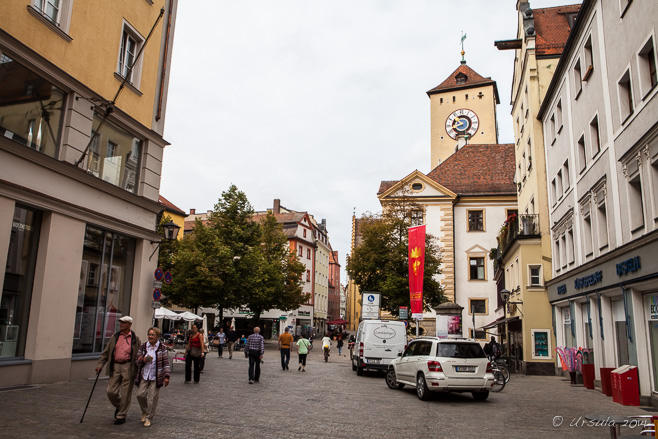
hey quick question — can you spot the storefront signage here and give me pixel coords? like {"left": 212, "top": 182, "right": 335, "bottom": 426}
{"left": 298, "top": 310, "right": 310, "bottom": 317}
{"left": 557, "top": 284, "right": 567, "bottom": 295}
{"left": 574, "top": 271, "right": 602, "bottom": 289}
{"left": 617, "top": 256, "right": 641, "bottom": 276}
{"left": 648, "top": 296, "right": 658, "bottom": 321}
{"left": 11, "top": 221, "right": 32, "bottom": 231}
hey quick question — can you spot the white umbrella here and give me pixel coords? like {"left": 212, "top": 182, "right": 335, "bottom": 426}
{"left": 154, "top": 307, "right": 181, "bottom": 320}
{"left": 178, "top": 311, "right": 203, "bottom": 322}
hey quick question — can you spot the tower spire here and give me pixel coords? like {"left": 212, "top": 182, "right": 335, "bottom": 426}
{"left": 460, "top": 31, "right": 467, "bottom": 64}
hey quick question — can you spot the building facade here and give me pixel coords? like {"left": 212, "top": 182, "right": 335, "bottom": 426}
{"left": 492, "top": 2, "right": 580, "bottom": 374}
{"left": 538, "top": 0, "right": 658, "bottom": 405}
{"left": 0, "top": 1, "right": 178, "bottom": 385}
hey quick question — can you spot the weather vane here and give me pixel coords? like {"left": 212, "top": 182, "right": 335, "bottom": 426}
{"left": 461, "top": 31, "right": 467, "bottom": 64}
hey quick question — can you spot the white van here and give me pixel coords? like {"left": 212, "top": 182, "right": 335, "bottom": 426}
{"left": 351, "top": 320, "right": 407, "bottom": 375}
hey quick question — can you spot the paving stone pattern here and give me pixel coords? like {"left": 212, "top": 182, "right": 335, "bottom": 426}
{"left": 0, "top": 339, "right": 655, "bottom": 438}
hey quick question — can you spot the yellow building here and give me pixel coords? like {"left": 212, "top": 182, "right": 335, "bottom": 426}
{"left": 159, "top": 195, "right": 186, "bottom": 240}
{"left": 492, "top": 2, "right": 580, "bottom": 374}
{"left": 0, "top": 1, "right": 178, "bottom": 385}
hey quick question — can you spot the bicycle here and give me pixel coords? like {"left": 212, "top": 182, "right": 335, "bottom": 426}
{"left": 490, "top": 369, "right": 506, "bottom": 392}
{"left": 323, "top": 346, "right": 330, "bottom": 362}
{"left": 488, "top": 355, "right": 510, "bottom": 384}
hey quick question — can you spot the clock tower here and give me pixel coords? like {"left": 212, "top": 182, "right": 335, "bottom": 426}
{"left": 427, "top": 61, "right": 500, "bottom": 168}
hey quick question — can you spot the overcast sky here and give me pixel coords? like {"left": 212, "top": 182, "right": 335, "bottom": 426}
{"left": 160, "top": 0, "right": 581, "bottom": 281}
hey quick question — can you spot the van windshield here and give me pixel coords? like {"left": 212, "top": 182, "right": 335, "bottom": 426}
{"left": 436, "top": 343, "right": 485, "bottom": 359}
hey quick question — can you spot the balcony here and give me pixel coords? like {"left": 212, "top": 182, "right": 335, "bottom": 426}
{"left": 496, "top": 214, "right": 540, "bottom": 256}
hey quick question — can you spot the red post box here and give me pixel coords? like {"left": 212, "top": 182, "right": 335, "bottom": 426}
{"left": 611, "top": 365, "right": 640, "bottom": 406}
{"left": 581, "top": 364, "right": 595, "bottom": 389}
{"left": 600, "top": 367, "right": 614, "bottom": 396}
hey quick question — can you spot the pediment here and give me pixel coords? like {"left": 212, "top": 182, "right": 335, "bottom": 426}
{"left": 378, "top": 170, "right": 456, "bottom": 200}
{"left": 466, "top": 244, "right": 488, "bottom": 255}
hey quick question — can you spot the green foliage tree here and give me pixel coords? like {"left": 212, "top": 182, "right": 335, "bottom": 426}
{"left": 245, "top": 212, "right": 308, "bottom": 322}
{"left": 346, "top": 196, "right": 444, "bottom": 317}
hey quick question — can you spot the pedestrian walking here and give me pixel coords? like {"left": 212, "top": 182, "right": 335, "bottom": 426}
{"left": 94, "top": 315, "right": 141, "bottom": 425}
{"left": 216, "top": 328, "right": 226, "bottom": 358}
{"left": 245, "top": 326, "right": 265, "bottom": 384}
{"left": 296, "top": 333, "right": 311, "bottom": 372}
{"left": 278, "top": 327, "right": 294, "bottom": 370}
{"left": 135, "top": 327, "right": 170, "bottom": 427}
{"left": 184, "top": 324, "right": 206, "bottom": 384}
{"left": 337, "top": 335, "right": 344, "bottom": 356}
{"left": 199, "top": 328, "right": 209, "bottom": 373}
{"left": 226, "top": 326, "right": 238, "bottom": 359}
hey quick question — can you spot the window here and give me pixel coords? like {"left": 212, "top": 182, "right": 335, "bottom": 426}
{"left": 410, "top": 210, "right": 424, "bottom": 226}
{"left": 0, "top": 55, "right": 65, "bottom": 158}
{"left": 468, "top": 210, "right": 484, "bottom": 231}
{"left": 529, "top": 265, "right": 542, "bottom": 286}
{"left": 36, "top": 0, "right": 61, "bottom": 24}
{"left": 551, "top": 179, "right": 557, "bottom": 206}
{"left": 117, "top": 23, "right": 144, "bottom": 87}
{"left": 411, "top": 183, "right": 423, "bottom": 191}
{"left": 560, "top": 234, "right": 567, "bottom": 269}
{"left": 2, "top": 206, "right": 42, "bottom": 358}
{"left": 563, "top": 160, "right": 570, "bottom": 190}
{"left": 597, "top": 201, "right": 609, "bottom": 249}
{"left": 568, "top": 228, "right": 575, "bottom": 264}
{"left": 628, "top": 173, "right": 645, "bottom": 231}
{"left": 638, "top": 37, "right": 657, "bottom": 97}
{"left": 583, "top": 36, "right": 594, "bottom": 81}
{"left": 557, "top": 169, "right": 563, "bottom": 198}
{"left": 549, "top": 114, "right": 556, "bottom": 144}
{"left": 73, "top": 226, "right": 136, "bottom": 354}
{"left": 574, "top": 59, "right": 583, "bottom": 97}
{"left": 456, "top": 73, "right": 467, "bottom": 85}
{"left": 652, "top": 158, "right": 658, "bottom": 220}
{"left": 618, "top": 69, "right": 634, "bottom": 122}
{"left": 87, "top": 114, "right": 142, "bottom": 193}
{"left": 556, "top": 100, "right": 563, "bottom": 132}
{"left": 583, "top": 212, "right": 593, "bottom": 257}
{"left": 307, "top": 249, "right": 311, "bottom": 259}
{"left": 469, "top": 299, "right": 487, "bottom": 314}
{"left": 299, "top": 245, "right": 303, "bottom": 257}
{"left": 470, "top": 329, "right": 487, "bottom": 340}
{"left": 306, "top": 270, "right": 311, "bottom": 282}
{"left": 303, "top": 229, "right": 307, "bottom": 238}
{"left": 469, "top": 257, "right": 485, "bottom": 280}
{"left": 578, "top": 135, "right": 587, "bottom": 173}
{"left": 554, "top": 239, "right": 561, "bottom": 270}
{"left": 590, "top": 115, "right": 601, "bottom": 156}
{"left": 29, "top": 0, "right": 73, "bottom": 37}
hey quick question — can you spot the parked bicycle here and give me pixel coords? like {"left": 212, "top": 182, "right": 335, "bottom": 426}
{"left": 488, "top": 355, "right": 510, "bottom": 384}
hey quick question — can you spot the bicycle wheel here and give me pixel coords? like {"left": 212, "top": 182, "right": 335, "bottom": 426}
{"left": 497, "top": 364, "right": 510, "bottom": 383}
{"left": 491, "top": 370, "right": 505, "bottom": 392}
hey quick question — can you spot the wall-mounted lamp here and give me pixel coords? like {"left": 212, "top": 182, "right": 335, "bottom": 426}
{"left": 149, "top": 220, "right": 181, "bottom": 261}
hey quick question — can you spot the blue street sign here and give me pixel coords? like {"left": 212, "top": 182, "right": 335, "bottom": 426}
{"left": 154, "top": 268, "right": 164, "bottom": 281}
{"left": 153, "top": 289, "right": 162, "bottom": 301}
{"left": 164, "top": 271, "right": 172, "bottom": 284}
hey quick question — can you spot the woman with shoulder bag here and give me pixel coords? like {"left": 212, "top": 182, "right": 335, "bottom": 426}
{"left": 184, "top": 324, "right": 205, "bottom": 384}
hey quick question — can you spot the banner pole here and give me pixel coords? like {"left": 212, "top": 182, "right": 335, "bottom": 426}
{"left": 416, "top": 318, "right": 419, "bottom": 337}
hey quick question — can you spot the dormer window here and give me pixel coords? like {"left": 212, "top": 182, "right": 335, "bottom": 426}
{"left": 456, "top": 73, "right": 467, "bottom": 85}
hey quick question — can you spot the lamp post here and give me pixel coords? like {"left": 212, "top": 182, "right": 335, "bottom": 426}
{"left": 149, "top": 220, "right": 181, "bottom": 261}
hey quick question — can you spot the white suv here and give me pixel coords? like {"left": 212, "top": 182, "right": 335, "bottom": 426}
{"left": 385, "top": 337, "right": 494, "bottom": 401}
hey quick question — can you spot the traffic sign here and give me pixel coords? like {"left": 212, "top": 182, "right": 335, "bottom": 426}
{"left": 153, "top": 288, "right": 162, "bottom": 301}
{"left": 164, "top": 271, "right": 172, "bottom": 284}
{"left": 151, "top": 301, "right": 161, "bottom": 309}
{"left": 153, "top": 281, "right": 163, "bottom": 289}
{"left": 154, "top": 268, "right": 164, "bottom": 281}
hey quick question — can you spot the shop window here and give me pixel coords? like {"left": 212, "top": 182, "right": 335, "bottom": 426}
{"left": 1, "top": 206, "right": 42, "bottom": 358}
{"left": 73, "top": 226, "right": 136, "bottom": 354}
{"left": 86, "top": 114, "right": 142, "bottom": 193}
{"left": 0, "top": 55, "right": 65, "bottom": 158}
{"left": 644, "top": 294, "right": 658, "bottom": 390}
{"left": 612, "top": 300, "right": 630, "bottom": 366}
{"left": 638, "top": 37, "right": 657, "bottom": 97}
{"left": 469, "top": 257, "right": 485, "bottom": 281}
{"left": 467, "top": 210, "right": 484, "bottom": 231}
{"left": 562, "top": 307, "right": 575, "bottom": 348}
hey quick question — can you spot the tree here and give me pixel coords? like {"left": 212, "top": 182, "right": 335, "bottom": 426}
{"left": 346, "top": 197, "right": 445, "bottom": 316}
{"left": 244, "top": 212, "right": 308, "bottom": 322}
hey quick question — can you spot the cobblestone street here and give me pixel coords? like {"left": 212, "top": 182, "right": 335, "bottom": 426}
{"left": 0, "top": 340, "right": 655, "bottom": 438}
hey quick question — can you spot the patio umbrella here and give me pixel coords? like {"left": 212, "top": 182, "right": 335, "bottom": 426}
{"left": 154, "top": 307, "right": 181, "bottom": 320}
{"left": 178, "top": 311, "right": 203, "bottom": 322}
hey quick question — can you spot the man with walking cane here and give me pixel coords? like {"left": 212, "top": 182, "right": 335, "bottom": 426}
{"left": 95, "top": 316, "right": 141, "bottom": 425}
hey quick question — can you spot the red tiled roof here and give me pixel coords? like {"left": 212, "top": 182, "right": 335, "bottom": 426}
{"left": 378, "top": 180, "right": 399, "bottom": 195}
{"left": 534, "top": 5, "right": 581, "bottom": 57}
{"left": 252, "top": 212, "right": 308, "bottom": 225}
{"left": 426, "top": 144, "right": 516, "bottom": 195}
{"left": 158, "top": 195, "right": 186, "bottom": 215}
{"left": 427, "top": 63, "right": 498, "bottom": 101}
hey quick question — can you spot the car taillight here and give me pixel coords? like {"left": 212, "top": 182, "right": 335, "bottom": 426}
{"left": 486, "top": 362, "right": 492, "bottom": 373}
{"left": 427, "top": 361, "right": 442, "bottom": 372}
{"left": 359, "top": 342, "right": 364, "bottom": 357}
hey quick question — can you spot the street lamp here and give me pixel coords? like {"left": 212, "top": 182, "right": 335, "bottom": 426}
{"left": 149, "top": 220, "right": 181, "bottom": 261}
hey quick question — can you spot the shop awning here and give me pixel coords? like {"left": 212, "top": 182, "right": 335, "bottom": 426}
{"left": 480, "top": 316, "right": 519, "bottom": 330}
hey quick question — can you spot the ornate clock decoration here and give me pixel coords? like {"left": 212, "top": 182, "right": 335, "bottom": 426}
{"left": 445, "top": 109, "right": 479, "bottom": 140}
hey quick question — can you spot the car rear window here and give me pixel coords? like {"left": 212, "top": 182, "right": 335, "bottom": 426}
{"left": 436, "top": 343, "right": 485, "bottom": 359}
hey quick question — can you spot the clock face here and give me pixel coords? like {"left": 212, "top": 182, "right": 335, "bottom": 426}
{"left": 445, "top": 109, "right": 479, "bottom": 140}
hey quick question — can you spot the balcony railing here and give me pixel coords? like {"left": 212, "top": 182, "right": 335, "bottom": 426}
{"left": 496, "top": 214, "right": 540, "bottom": 254}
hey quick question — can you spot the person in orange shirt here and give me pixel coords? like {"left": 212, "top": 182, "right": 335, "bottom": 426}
{"left": 278, "top": 327, "right": 295, "bottom": 371}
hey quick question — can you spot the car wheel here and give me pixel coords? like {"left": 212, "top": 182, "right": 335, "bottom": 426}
{"left": 472, "top": 390, "right": 489, "bottom": 401}
{"left": 356, "top": 361, "right": 364, "bottom": 376}
{"left": 352, "top": 360, "right": 357, "bottom": 371}
{"left": 416, "top": 373, "right": 432, "bottom": 401}
{"left": 386, "top": 368, "right": 404, "bottom": 390}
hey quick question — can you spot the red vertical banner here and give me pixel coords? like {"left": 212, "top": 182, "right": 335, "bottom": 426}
{"left": 408, "top": 225, "right": 426, "bottom": 317}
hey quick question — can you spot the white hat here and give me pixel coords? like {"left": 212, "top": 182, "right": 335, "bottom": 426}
{"left": 118, "top": 316, "right": 133, "bottom": 323}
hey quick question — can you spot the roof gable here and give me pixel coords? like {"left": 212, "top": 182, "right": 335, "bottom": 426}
{"left": 378, "top": 170, "right": 456, "bottom": 200}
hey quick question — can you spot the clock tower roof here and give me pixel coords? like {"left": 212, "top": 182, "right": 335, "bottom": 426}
{"left": 427, "top": 63, "right": 500, "bottom": 104}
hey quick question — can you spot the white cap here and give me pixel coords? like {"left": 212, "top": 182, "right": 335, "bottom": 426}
{"left": 118, "top": 316, "right": 133, "bottom": 323}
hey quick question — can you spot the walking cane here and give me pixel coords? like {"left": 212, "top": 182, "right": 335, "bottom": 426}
{"left": 80, "top": 368, "right": 102, "bottom": 423}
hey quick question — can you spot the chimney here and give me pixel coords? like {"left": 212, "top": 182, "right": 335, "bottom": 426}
{"left": 190, "top": 209, "right": 196, "bottom": 215}
{"left": 273, "top": 199, "right": 281, "bottom": 214}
